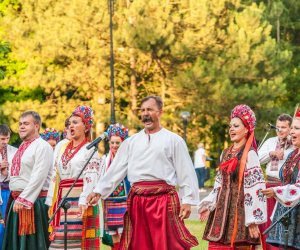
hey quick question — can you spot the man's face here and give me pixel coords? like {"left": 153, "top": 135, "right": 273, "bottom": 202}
{"left": 276, "top": 120, "right": 291, "bottom": 140}
{"left": 140, "top": 98, "right": 162, "bottom": 133}
{"left": 19, "top": 115, "right": 39, "bottom": 141}
{"left": 0, "top": 134, "right": 10, "bottom": 150}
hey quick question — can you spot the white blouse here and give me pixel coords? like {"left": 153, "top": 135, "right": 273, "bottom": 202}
{"left": 46, "top": 140, "right": 101, "bottom": 206}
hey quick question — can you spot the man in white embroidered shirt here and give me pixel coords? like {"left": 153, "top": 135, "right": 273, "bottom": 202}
{"left": 258, "top": 113, "right": 293, "bottom": 250}
{"left": 2, "top": 111, "right": 53, "bottom": 250}
{"left": 87, "top": 96, "right": 199, "bottom": 250}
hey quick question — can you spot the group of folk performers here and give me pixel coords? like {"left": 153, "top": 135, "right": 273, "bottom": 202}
{"left": 0, "top": 95, "right": 299, "bottom": 250}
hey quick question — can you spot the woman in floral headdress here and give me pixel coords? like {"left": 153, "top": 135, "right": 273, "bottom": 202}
{"left": 199, "top": 104, "right": 267, "bottom": 249}
{"left": 41, "top": 128, "right": 60, "bottom": 149}
{"left": 45, "top": 105, "right": 101, "bottom": 250}
{"left": 99, "top": 123, "right": 130, "bottom": 250}
{"left": 262, "top": 108, "right": 300, "bottom": 249}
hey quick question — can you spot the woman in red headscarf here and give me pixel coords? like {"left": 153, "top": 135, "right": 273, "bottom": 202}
{"left": 199, "top": 104, "right": 267, "bottom": 249}
{"left": 46, "top": 105, "right": 101, "bottom": 250}
{"left": 99, "top": 123, "right": 130, "bottom": 250}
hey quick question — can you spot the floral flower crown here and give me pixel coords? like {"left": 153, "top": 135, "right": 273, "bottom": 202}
{"left": 41, "top": 128, "right": 60, "bottom": 143}
{"left": 72, "top": 105, "right": 94, "bottom": 131}
{"left": 106, "top": 123, "right": 129, "bottom": 141}
{"left": 231, "top": 104, "right": 256, "bottom": 133}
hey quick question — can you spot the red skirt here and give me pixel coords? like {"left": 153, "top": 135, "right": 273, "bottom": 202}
{"left": 119, "top": 180, "right": 198, "bottom": 250}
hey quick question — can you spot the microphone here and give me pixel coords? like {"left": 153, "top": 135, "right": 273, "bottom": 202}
{"left": 86, "top": 132, "right": 108, "bottom": 150}
{"left": 268, "top": 123, "right": 281, "bottom": 132}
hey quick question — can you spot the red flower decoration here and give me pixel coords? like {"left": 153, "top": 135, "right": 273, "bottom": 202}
{"left": 276, "top": 189, "right": 283, "bottom": 194}
{"left": 290, "top": 189, "right": 297, "bottom": 196}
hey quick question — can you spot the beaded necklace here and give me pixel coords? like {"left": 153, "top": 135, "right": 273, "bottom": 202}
{"left": 61, "top": 138, "right": 88, "bottom": 166}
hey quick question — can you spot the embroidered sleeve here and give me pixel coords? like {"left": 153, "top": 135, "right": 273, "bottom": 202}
{"left": 198, "top": 170, "right": 222, "bottom": 212}
{"left": 17, "top": 143, "right": 53, "bottom": 208}
{"left": 273, "top": 171, "right": 300, "bottom": 207}
{"left": 243, "top": 150, "right": 267, "bottom": 226}
{"left": 98, "top": 155, "right": 107, "bottom": 180}
{"left": 79, "top": 150, "right": 101, "bottom": 205}
{"left": 258, "top": 138, "right": 273, "bottom": 165}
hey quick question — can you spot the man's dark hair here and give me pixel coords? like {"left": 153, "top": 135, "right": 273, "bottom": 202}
{"left": 0, "top": 124, "right": 11, "bottom": 136}
{"left": 140, "top": 96, "right": 163, "bottom": 110}
{"left": 277, "top": 114, "right": 293, "bottom": 126}
{"left": 20, "top": 111, "right": 42, "bottom": 126}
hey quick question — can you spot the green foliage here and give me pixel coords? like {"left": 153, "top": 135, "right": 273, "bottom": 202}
{"left": 0, "top": 0, "right": 297, "bottom": 160}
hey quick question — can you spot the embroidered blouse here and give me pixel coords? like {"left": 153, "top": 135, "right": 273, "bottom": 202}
{"left": 45, "top": 140, "right": 101, "bottom": 206}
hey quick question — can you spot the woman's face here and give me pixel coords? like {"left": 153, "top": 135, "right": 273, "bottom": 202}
{"left": 290, "top": 119, "right": 300, "bottom": 148}
{"left": 229, "top": 117, "right": 249, "bottom": 143}
{"left": 69, "top": 115, "right": 86, "bottom": 141}
{"left": 109, "top": 135, "right": 122, "bottom": 154}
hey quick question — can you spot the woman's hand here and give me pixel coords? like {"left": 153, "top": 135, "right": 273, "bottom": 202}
{"left": 261, "top": 188, "right": 275, "bottom": 198}
{"left": 248, "top": 224, "right": 260, "bottom": 238}
{"left": 79, "top": 204, "right": 87, "bottom": 217}
{"left": 199, "top": 207, "right": 210, "bottom": 221}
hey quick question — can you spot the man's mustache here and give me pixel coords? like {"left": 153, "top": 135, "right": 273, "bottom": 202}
{"left": 141, "top": 116, "right": 153, "bottom": 123}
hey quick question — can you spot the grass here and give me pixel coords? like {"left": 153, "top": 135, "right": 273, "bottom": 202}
{"left": 100, "top": 220, "right": 208, "bottom": 250}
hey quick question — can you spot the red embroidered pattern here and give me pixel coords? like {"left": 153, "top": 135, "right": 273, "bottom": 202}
{"left": 282, "top": 148, "right": 300, "bottom": 185}
{"left": 11, "top": 138, "right": 38, "bottom": 176}
{"left": 61, "top": 138, "right": 87, "bottom": 166}
{"left": 15, "top": 196, "right": 33, "bottom": 208}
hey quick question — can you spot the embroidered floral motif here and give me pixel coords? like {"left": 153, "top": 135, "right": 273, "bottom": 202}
{"left": 86, "top": 177, "right": 92, "bottom": 183}
{"left": 111, "top": 181, "right": 125, "bottom": 197}
{"left": 276, "top": 189, "right": 283, "bottom": 195}
{"left": 290, "top": 189, "right": 297, "bottom": 196}
{"left": 285, "top": 201, "right": 292, "bottom": 206}
{"left": 256, "top": 188, "right": 266, "bottom": 202}
{"left": 244, "top": 167, "right": 264, "bottom": 188}
{"left": 253, "top": 208, "right": 264, "bottom": 220}
{"left": 244, "top": 193, "right": 253, "bottom": 206}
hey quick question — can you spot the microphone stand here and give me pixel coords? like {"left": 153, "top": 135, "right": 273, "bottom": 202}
{"left": 263, "top": 200, "right": 300, "bottom": 250}
{"left": 258, "top": 126, "right": 271, "bottom": 150}
{"left": 48, "top": 143, "right": 100, "bottom": 250}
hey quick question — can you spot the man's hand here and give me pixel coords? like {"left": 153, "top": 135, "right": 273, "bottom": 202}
{"left": 86, "top": 192, "right": 101, "bottom": 206}
{"left": 179, "top": 204, "right": 191, "bottom": 220}
{"left": 199, "top": 207, "right": 210, "bottom": 221}
{"left": 270, "top": 150, "right": 284, "bottom": 160}
{"left": 248, "top": 224, "right": 260, "bottom": 238}
{"left": 261, "top": 188, "right": 275, "bottom": 198}
{"left": 0, "top": 160, "right": 8, "bottom": 176}
{"left": 13, "top": 202, "right": 25, "bottom": 213}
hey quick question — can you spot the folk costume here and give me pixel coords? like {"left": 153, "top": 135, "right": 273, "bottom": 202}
{"left": 2, "top": 137, "right": 53, "bottom": 250}
{"left": 46, "top": 106, "right": 101, "bottom": 250}
{"left": 94, "top": 127, "right": 199, "bottom": 250}
{"left": 199, "top": 104, "right": 267, "bottom": 250}
{"left": 266, "top": 110, "right": 300, "bottom": 249}
{"left": 99, "top": 124, "right": 130, "bottom": 250}
{"left": 258, "top": 132, "right": 293, "bottom": 250}
{"left": 0, "top": 144, "right": 17, "bottom": 247}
